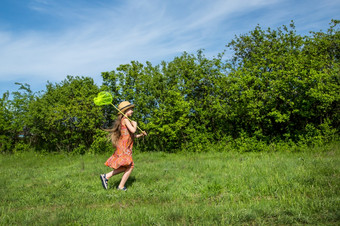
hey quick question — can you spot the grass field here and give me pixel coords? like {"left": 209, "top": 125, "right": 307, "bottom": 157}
{"left": 1, "top": 144, "right": 339, "bottom": 225}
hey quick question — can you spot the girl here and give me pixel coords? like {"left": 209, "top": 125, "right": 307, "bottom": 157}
{"left": 100, "top": 101, "right": 147, "bottom": 191}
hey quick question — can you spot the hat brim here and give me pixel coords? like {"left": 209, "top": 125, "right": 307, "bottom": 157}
{"left": 118, "top": 104, "right": 135, "bottom": 114}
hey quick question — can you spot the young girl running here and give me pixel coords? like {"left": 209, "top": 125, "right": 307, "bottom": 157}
{"left": 100, "top": 101, "right": 147, "bottom": 191}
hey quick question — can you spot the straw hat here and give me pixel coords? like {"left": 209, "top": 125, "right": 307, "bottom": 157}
{"left": 117, "top": 101, "right": 135, "bottom": 114}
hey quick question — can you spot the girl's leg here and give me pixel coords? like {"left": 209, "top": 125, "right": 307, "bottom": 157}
{"left": 118, "top": 165, "right": 133, "bottom": 189}
{"left": 105, "top": 167, "right": 126, "bottom": 179}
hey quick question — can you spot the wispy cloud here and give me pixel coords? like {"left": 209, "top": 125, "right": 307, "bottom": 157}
{"left": 0, "top": 0, "right": 338, "bottom": 93}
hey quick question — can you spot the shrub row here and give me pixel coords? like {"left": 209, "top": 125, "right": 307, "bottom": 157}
{"left": 1, "top": 21, "right": 339, "bottom": 153}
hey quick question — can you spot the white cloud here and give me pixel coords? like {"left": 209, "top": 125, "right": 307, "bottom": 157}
{"left": 0, "top": 0, "right": 338, "bottom": 94}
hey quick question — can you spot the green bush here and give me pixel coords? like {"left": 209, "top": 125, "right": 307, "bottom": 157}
{"left": 13, "top": 141, "right": 32, "bottom": 153}
{"left": 0, "top": 20, "right": 338, "bottom": 153}
{"left": 89, "top": 129, "right": 111, "bottom": 154}
{"left": 0, "top": 135, "right": 13, "bottom": 153}
{"left": 27, "top": 76, "right": 104, "bottom": 152}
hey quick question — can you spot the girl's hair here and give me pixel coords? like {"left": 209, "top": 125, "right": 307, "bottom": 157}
{"left": 105, "top": 115, "right": 123, "bottom": 147}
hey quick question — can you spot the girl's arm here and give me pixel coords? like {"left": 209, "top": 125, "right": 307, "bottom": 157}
{"left": 135, "top": 131, "right": 147, "bottom": 138}
{"left": 123, "top": 118, "right": 147, "bottom": 137}
{"left": 123, "top": 118, "right": 137, "bottom": 133}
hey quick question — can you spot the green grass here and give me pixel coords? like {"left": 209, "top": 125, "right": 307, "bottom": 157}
{"left": 1, "top": 144, "right": 339, "bottom": 225}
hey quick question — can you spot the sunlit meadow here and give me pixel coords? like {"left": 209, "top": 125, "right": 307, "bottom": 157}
{"left": 1, "top": 143, "right": 339, "bottom": 225}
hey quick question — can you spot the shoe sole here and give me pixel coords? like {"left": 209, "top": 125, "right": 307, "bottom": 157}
{"left": 100, "top": 175, "right": 108, "bottom": 189}
{"left": 117, "top": 187, "right": 127, "bottom": 191}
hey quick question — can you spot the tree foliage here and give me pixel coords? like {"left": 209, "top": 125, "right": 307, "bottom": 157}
{"left": 26, "top": 76, "right": 103, "bottom": 152}
{"left": 0, "top": 83, "right": 33, "bottom": 152}
{"left": 1, "top": 20, "right": 339, "bottom": 153}
{"left": 226, "top": 20, "right": 339, "bottom": 143}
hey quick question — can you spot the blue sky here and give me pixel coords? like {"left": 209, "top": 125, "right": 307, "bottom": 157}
{"left": 0, "top": 0, "right": 339, "bottom": 95}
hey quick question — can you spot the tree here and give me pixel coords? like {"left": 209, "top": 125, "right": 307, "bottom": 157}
{"left": 0, "top": 91, "right": 12, "bottom": 152}
{"left": 28, "top": 76, "right": 103, "bottom": 152}
{"left": 0, "top": 83, "right": 34, "bottom": 152}
{"left": 226, "top": 20, "right": 339, "bottom": 142}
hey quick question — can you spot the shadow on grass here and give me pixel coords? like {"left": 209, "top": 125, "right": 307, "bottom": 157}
{"left": 111, "top": 176, "right": 136, "bottom": 190}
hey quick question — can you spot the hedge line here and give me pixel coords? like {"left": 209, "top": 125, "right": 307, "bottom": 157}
{"left": 1, "top": 21, "right": 339, "bottom": 153}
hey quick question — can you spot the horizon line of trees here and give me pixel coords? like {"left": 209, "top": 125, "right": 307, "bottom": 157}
{"left": 1, "top": 20, "right": 339, "bottom": 153}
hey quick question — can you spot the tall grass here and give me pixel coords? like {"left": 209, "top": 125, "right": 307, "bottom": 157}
{"left": 1, "top": 143, "right": 339, "bottom": 225}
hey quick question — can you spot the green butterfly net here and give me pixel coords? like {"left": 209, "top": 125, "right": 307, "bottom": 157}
{"left": 93, "top": 91, "right": 113, "bottom": 106}
{"left": 93, "top": 91, "right": 144, "bottom": 133}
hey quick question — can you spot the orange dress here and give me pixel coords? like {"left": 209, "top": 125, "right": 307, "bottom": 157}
{"left": 105, "top": 117, "right": 134, "bottom": 169}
